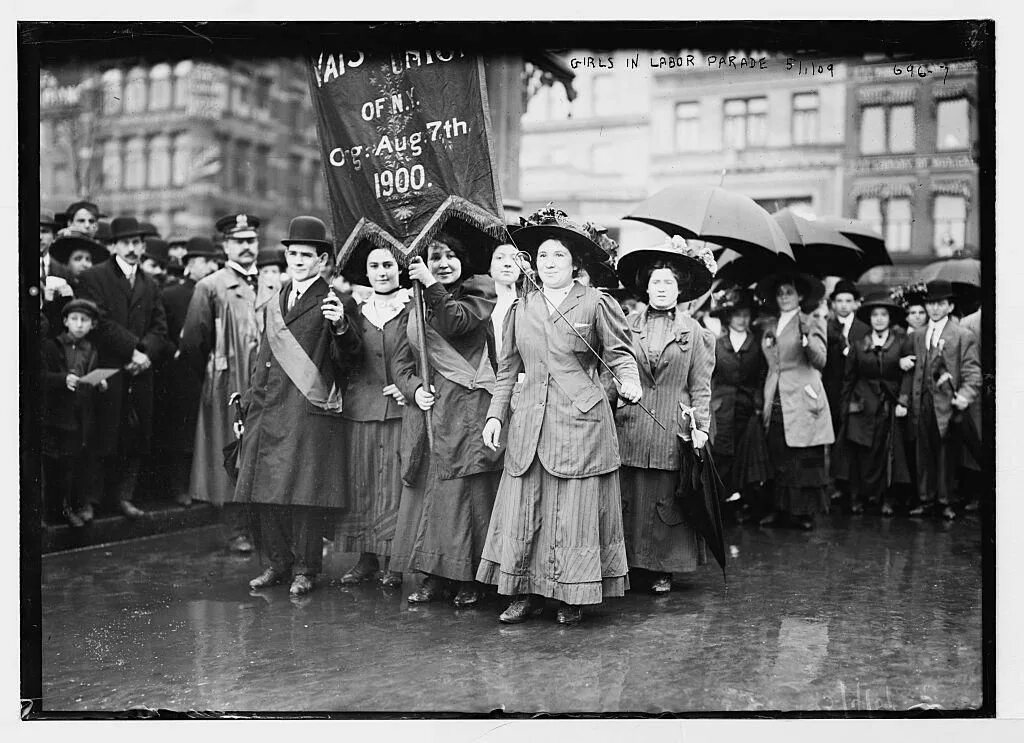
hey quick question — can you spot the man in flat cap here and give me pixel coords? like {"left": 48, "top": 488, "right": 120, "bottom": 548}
{"left": 179, "top": 214, "right": 263, "bottom": 552}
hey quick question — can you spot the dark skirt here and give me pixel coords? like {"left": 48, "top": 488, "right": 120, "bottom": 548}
{"left": 333, "top": 418, "right": 404, "bottom": 555}
{"left": 619, "top": 466, "right": 706, "bottom": 574}
{"left": 767, "top": 398, "right": 829, "bottom": 516}
{"left": 845, "top": 406, "right": 911, "bottom": 502}
{"left": 719, "top": 415, "right": 771, "bottom": 494}
{"left": 391, "top": 453, "right": 501, "bottom": 582}
{"left": 476, "top": 458, "right": 629, "bottom": 606}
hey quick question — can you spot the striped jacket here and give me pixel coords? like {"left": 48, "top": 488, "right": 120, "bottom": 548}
{"left": 487, "top": 282, "right": 640, "bottom": 479}
{"left": 615, "top": 307, "right": 716, "bottom": 470}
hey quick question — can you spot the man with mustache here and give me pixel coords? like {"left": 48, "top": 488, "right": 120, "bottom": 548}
{"left": 179, "top": 214, "right": 262, "bottom": 552}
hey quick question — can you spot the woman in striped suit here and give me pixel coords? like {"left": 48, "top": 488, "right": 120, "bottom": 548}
{"left": 614, "top": 236, "right": 717, "bottom": 593}
{"left": 389, "top": 235, "right": 504, "bottom": 608}
{"left": 334, "top": 246, "right": 410, "bottom": 587}
{"left": 478, "top": 207, "right": 642, "bottom": 625}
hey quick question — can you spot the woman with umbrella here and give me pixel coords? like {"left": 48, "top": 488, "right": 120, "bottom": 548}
{"left": 613, "top": 235, "right": 717, "bottom": 593}
{"left": 709, "top": 284, "right": 768, "bottom": 517}
{"left": 477, "top": 206, "right": 642, "bottom": 625}
{"left": 837, "top": 292, "right": 913, "bottom": 516}
{"left": 389, "top": 233, "right": 503, "bottom": 608}
{"left": 334, "top": 246, "right": 412, "bottom": 588}
{"left": 756, "top": 272, "right": 833, "bottom": 530}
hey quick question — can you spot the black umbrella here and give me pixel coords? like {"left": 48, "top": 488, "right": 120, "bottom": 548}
{"left": 815, "top": 216, "right": 893, "bottom": 273}
{"left": 676, "top": 441, "right": 728, "bottom": 581}
{"left": 716, "top": 247, "right": 799, "bottom": 288}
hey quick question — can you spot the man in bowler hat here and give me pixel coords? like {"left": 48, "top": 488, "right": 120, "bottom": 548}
{"left": 234, "top": 216, "right": 361, "bottom": 596}
{"left": 908, "top": 279, "right": 981, "bottom": 519}
{"left": 75, "top": 216, "right": 169, "bottom": 519}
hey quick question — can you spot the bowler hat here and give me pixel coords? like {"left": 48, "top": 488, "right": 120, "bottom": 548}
{"left": 513, "top": 206, "right": 606, "bottom": 266}
{"left": 40, "top": 212, "right": 60, "bottom": 229}
{"left": 95, "top": 220, "right": 112, "bottom": 244}
{"left": 183, "top": 236, "right": 219, "bottom": 262}
{"left": 617, "top": 234, "right": 717, "bottom": 303}
{"left": 108, "top": 216, "right": 148, "bottom": 242}
{"left": 924, "top": 279, "right": 956, "bottom": 302}
{"left": 829, "top": 279, "right": 861, "bottom": 301}
{"left": 281, "top": 216, "right": 333, "bottom": 251}
{"left": 757, "top": 271, "right": 826, "bottom": 314}
{"left": 50, "top": 233, "right": 109, "bottom": 266}
{"left": 61, "top": 297, "right": 101, "bottom": 321}
{"left": 856, "top": 290, "right": 906, "bottom": 326}
{"left": 139, "top": 221, "right": 160, "bottom": 239}
{"left": 256, "top": 247, "right": 287, "bottom": 271}
{"left": 143, "top": 237, "right": 170, "bottom": 266}
{"left": 216, "top": 213, "right": 261, "bottom": 239}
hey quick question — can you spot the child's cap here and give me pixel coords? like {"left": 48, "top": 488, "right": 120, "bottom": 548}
{"left": 61, "top": 298, "right": 100, "bottom": 322}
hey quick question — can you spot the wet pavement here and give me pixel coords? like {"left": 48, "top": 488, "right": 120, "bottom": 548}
{"left": 40, "top": 514, "right": 984, "bottom": 714}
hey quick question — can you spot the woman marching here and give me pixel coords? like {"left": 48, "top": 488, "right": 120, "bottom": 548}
{"left": 477, "top": 206, "right": 642, "bottom": 625}
{"left": 708, "top": 284, "right": 769, "bottom": 515}
{"left": 389, "top": 233, "right": 503, "bottom": 607}
{"left": 756, "top": 272, "right": 834, "bottom": 531}
{"left": 613, "top": 235, "right": 717, "bottom": 593}
{"left": 334, "top": 246, "right": 412, "bottom": 587}
{"left": 838, "top": 292, "right": 914, "bottom": 516}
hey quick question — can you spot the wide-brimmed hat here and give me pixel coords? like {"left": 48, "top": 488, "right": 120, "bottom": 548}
{"left": 340, "top": 242, "right": 410, "bottom": 288}
{"left": 757, "top": 271, "right": 826, "bottom": 314}
{"left": 513, "top": 206, "right": 606, "bottom": 266}
{"left": 50, "top": 233, "right": 109, "bottom": 265}
{"left": 108, "top": 216, "right": 149, "bottom": 242}
{"left": 60, "top": 298, "right": 101, "bottom": 321}
{"left": 281, "top": 216, "right": 333, "bottom": 251}
{"left": 829, "top": 278, "right": 861, "bottom": 301}
{"left": 890, "top": 281, "right": 928, "bottom": 310}
{"left": 617, "top": 234, "right": 717, "bottom": 303}
{"left": 856, "top": 291, "right": 906, "bottom": 326}
{"left": 924, "top": 279, "right": 956, "bottom": 302}
{"left": 709, "top": 283, "right": 757, "bottom": 318}
{"left": 64, "top": 201, "right": 104, "bottom": 222}
{"left": 41, "top": 212, "right": 60, "bottom": 230}
{"left": 216, "top": 213, "right": 261, "bottom": 240}
{"left": 256, "top": 247, "right": 288, "bottom": 271}
{"left": 143, "top": 237, "right": 170, "bottom": 266}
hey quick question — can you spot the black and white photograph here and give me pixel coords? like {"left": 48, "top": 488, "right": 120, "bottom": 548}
{"left": 16, "top": 11, "right": 1007, "bottom": 725}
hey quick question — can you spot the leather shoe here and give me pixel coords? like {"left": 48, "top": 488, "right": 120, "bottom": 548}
{"left": 175, "top": 493, "right": 192, "bottom": 508}
{"left": 290, "top": 574, "right": 314, "bottom": 596}
{"left": 963, "top": 500, "right": 979, "bottom": 513}
{"left": 407, "top": 576, "right": 446, "bottom": 604}
{"left": 651, "top": 574, "right": 672, "bottom": 594}
{"left": 341, "top": 556, "right": 379, "bottom": 585}
{"left": 499, "top": 596, "right": 543, "bottom": 624}
{"left": 759, "top": 511, "right": 781, "bottom": 527}
{"left": 452, "top": 582, "right": 480, "bottom": 608}
{"left": 249, "top": 567, "right": 289, "bottom": 590}
{"left": 794, "top": 517, "right": 814, "bottom": 531}
{"left": 228, "top": 535, "right": 254, "bottom": 553}
{"left": 64, "top": 508, "right": 85, "bottom": 528}
{"left": 908, "top": 504, "right": 930, "bottom": 518}
{"left": 941, "top": 506, "right": 957, "bottom": 521}
{"left": 379, "top": 570, "right": 403, "bottom": 588}
{"left": 556, "top": 603, "right": 583, "bottom": 625}
{"left": 119, "top": 500, "right": 145, "bottom": 519}
{"left": 77, "top": 504, "right": 94, "bottom": 523}
{"left": 881, "top": 503, "right": 894, "bottom": 517}
{"left": 849, "top": 502, "right": 864, "bottom": 515}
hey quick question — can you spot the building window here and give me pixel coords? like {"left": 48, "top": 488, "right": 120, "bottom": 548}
{"left": 148, "top": 134, "right": 171, "bottom": 188}
{"left": 233, "top": 140, "right": 251, "bottom": 192}
{"left": 101, "top": 68, "right": 123, "bottom": 115}
{"left": 933, "top": 195, "right": 967, "bottom": 256}
{"left": 590, "top": 143, "right": 617, "bottom": 174}
{"left": 124, "top": 136, "right": 146, "bottom": 190}
{"left": 723, "top": 97, "right": 767, "bottom": 150}
{"left": 936, "top": 97, "right": 969, "bottom": 151}
{"left": 173, "top": 61, "right": 193, "bottom": 109}
{"left": 102, "top": 139, "right": 122, "bottom": 191}
{"left": 255, "top": 76, "right": 272, "bottom": 112}
{"left": 124, "top": 66, "right": 148, "bottom": 114}
{"left": 591, "top": 74, "right": 615, "bottom": 116}
{"left": 674, "top": 102, "right": 700, "bottom": 152}
{"left": 171, "top": 132, "right": 190, "bottom": 186}
{"left": 255, "top": 144, "right": 270, "bottom": 196}
{"left": 149, "top": 64, "right": 172, "bottom": 110}
{"left": 232, "top": 72, "right": 252, "bottom": 117}
{"left": 856, "top": 196, "right": 911, "bottom": 253}
{"left": 791, "top": 92, "right": 819, "bottom": 145}
{"left": 860, "top": 104, "right": 915, "bottom": 155}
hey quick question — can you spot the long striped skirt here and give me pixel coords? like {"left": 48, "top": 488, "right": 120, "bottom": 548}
{"left": 333, "top": 418, "right": 403, "bottom": 556}
{"left": 619, "top": 466, "right": 706, "bottom": 574}
{"left": 476, "top": 458, "right": 629, "bottom": 606}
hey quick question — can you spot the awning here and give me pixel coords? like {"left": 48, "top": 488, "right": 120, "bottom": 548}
{"left": 852, "top": 181, "right": 915, "bottom": 199}
{"left": 857, "top": 85, "right": 917, "bottom": 106}
{"left": 934, "top": 83, "right": 971, "bottom": 101}
{"left": 931, "top": 179, "right": 972, "bottom": 198}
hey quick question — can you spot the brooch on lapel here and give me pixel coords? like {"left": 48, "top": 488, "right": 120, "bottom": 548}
{"left": 937, "top": 338, "right": 947, "bottom": 351}
{"left": 764, "top": 331, "right": 776, "bottom": 349}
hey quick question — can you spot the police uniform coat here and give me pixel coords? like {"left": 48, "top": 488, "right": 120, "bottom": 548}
{"left": 231, "top": 277, "right": 361, "bottom": 508}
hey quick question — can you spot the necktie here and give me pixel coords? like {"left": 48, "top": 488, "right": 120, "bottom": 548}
{"left": 288, "top": 288, "right": 299, "bottom": 312}
{"left": 127, "top": 269, "right": 136, "bottom": 289}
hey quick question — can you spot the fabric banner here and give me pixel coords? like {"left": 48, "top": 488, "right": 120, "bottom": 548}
{"left": 307, "top": 49, "right": 504, "bottom": 251}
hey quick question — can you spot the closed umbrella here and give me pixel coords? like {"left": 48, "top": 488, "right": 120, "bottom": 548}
{"left": 624, "top": 185, "right": 794, "bottom": 261}
{"left": 676, "top": 442, "right": 729, "bottom": 581}
{"left": 772, "top": 209, "right": 866, "bottom": 279}
{"left": 816, "top": 216, "right": 893, "bottom": 272}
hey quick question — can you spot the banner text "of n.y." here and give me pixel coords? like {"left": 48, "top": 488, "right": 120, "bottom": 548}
{"left": 312, "top": 50, "right": 466, "bottom": 88}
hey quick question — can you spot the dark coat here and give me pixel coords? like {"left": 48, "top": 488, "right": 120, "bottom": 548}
{"left": 153, "top": 279, "right": 200, "bottom": 456}
{"left": 824, "top": 315, "right": 870, "bottom": 432}
{"left": 615, "top": 307, "right": 715, "bottom": 471}
{"left": 711, "top": 330, "right": 766, "bottom": 457}
{"left": 75, "top": 259, "right": 169, "bottom": 456}
{"left": 40, "top": 332, "right": 98, "bottom": 434}
{"left": 841, "top": 330, "right": 913, "bottom": 447}
{"left": 232, "top": 278, "right": 362, "bottom": 508}
{"left": 344, "top": 303, "right": 410, "bottom": 423}
{"left": 392, "top": 276, "right": 502, "bottom": 483}
{"left": 160, "top": 278, "right": 196, "bottom": 349}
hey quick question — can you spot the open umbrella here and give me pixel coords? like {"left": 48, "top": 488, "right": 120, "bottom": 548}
{"left": 772, "top": 209, "right": 866, "bottom": 279}
{"left": 624, "top": 185, "right": 794, "bottom": 261}
{"left": 919, "top": 254, "right": 981, "bottom": 315}
{"left": 815, "top": 216, "right": 893, "bottom": 272}
{"left": 716, "top": 247, "right": 798, "bottom": 288}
